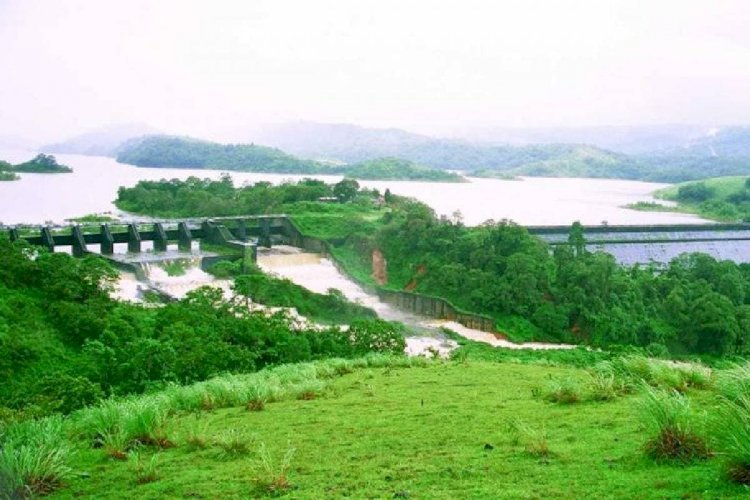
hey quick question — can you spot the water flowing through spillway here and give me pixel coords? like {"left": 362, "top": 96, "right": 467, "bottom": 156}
{"left": 110, "top": 252, "right": 232, "bottom": 301}
{"left": 256, "top": 246, "right": 576, "bottom": 354}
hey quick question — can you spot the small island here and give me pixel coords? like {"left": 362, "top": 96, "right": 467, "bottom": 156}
{"left": 0, "top": 160, "right": 19, "bottom": 181}
{"left": 13, "top": 153, "right": 73, "bottom": 173}
{"left": 0, "top": 154, "right": 73, "bottom": 181}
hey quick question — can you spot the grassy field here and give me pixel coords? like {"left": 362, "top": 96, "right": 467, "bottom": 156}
{"left": 656, "top": 176, "right": 749, "bottom": 201}
{"left": 45, "top": 358, "right": 747, "bottom": 498}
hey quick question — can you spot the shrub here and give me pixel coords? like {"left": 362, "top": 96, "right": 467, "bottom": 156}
{"left": 640, "top": 387, "right": 709, "bottom": 463}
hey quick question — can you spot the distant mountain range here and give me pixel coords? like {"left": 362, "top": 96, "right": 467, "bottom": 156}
{"left": 447, "top": 124, "right": 711, "bottom": 155}
{"left": 659, "top": 126, "right": 750, "bottom": 157}
{"left": 42, "top": 123, "right": 160, "bottom": 157}
{"left": 41, "top": 121, "right": 750, "bottom": 183}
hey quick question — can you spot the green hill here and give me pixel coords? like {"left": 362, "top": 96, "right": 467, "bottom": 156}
{"left": 471, "top": 145, "right": 643, "bottom": 179}
{"left": 344, "top": 157, "right": 465, "bottom": 182}
{"left": 117, "top": 137, "right": 461, "bottom": 181}
{"left": 649, "top": 176, "right": 750, "bottom": 221}
{"left": 117, "top": 136, "right": 328, "bottom": 174}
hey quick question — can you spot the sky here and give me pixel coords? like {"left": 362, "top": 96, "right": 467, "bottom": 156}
{"left": 1, "top": 0, "right": 750, "bottom": 144}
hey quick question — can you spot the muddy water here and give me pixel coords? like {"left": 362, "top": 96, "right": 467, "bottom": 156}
{"left": 256, "top": 246, "right": 576, "bottom": 353}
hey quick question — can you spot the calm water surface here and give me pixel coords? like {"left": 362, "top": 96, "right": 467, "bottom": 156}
{"left": 0, "top": 149, "right": 708, "bottom": 226}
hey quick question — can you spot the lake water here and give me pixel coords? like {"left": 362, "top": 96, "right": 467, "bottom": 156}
{"left": 0, "top": 149, "right": 708, "bottom": 226}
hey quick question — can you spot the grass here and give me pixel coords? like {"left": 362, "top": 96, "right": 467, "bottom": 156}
{"left": 162, "top": 261, "right": 187, "bottom": 277}
{"left": 218, "top": 263, "right": 378, "bottom": 325}
{"left": 542, "top": 377, "right": 584, "bottom": 404}
{"left": 41, "top": 359, "right": 747, "bottom": 498}
{"left": 714, "top": 363, "right": 750, "bottom": 483}
{"left": 0, "top": 418, "right": 71, "bottom": 497}
{"left": 652, "top": 176, "right": 750, "bottom": 222}
{"left": 640, "top": 387, "right": 710, "bottom": 463}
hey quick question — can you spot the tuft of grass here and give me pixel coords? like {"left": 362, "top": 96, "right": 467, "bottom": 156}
{"left": 252, "top": 443, "right": 296, "bottom": 495}
{"left": 182, "top": 418, "right": 209, "bottom": 451}
{"left": 716, "top": 363, "right": 750, "bottom": 404}
{"left": 714, "top": 395, "right": 750, "bottom": 484}
{"left": 600, "top": 356, "right": 711, "bottom": 393}
{"left": 0, "top": 418, "right": 71, "bottom": 497}
{"left": 543, "top": 377, "right": 583, "bottom": 404}
{"left": 101, "top": 429, "right": 129, "bottom": 460}
{"left": 507, "top": 418, "right": 553, "bottom": 460}
{"left": 290, "top": 380, "right": 327, "bottom": 401}
{"left": 713, "top": 364, "right": 750, "bottom": 483}
{"left": 588, "top": 371, "right": 627, "bottom": 401}
{"left": 640, "top": 387, "right": 710, "bottom": 463}
{"left": 128, "top": 451, "right": 160, "bottom": 485}
{"left": 214, "top": 429, "right": 255, "bottom": 460}
{"left": 122, "top": 403, "right": 173, "bottom": 449}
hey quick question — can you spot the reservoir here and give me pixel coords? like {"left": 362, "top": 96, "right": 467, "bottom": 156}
{"left": 0, "top": 149, "right": 708, "bottom": 226}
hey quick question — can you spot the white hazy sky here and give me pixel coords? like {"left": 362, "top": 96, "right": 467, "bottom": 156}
{"left": 1, "top": 0, "right": 749, "bottom": 143}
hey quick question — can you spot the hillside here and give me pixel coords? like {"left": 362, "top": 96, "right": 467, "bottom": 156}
{"left": 6, "top": 353, "right": 748, "bottom": 498}
{"left": 662, "top": 126, "right": 750, "bottom": 158}
{"left": 117, "top": 135, "right": 328, "bottom": 174}
{"left": 471, "top": 145, "right": 642, "bottom": 179}
{"left": 117, "top": 136, "right": 465, "bottom": 181}
{"left": 344, "top": 157, "right": 465, "bottom": 182}
{"left": 646, "top": 176, "right": 750, "bottom": 221}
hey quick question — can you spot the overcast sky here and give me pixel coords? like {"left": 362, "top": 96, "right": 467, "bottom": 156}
{"left": 1, "top": 0, "right": 749, "bottom": 144}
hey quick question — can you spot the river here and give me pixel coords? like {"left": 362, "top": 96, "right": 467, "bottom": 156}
{"left": 0, "top": 149, "right": 707, "bottom": 226}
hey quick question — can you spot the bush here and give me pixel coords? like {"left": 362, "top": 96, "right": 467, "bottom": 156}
{"left": 640, "top": 387, "right": 709, "bottom": 463}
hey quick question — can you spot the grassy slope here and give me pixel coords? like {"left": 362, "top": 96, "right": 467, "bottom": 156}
{"left": 630, "top": 176, "right": 750, "bottom": 221}
{"left": 54, "top": 361, "right": 741, "bottom": 498}
{"left": 657, "top": 176, "right": 748, "bottom": 201}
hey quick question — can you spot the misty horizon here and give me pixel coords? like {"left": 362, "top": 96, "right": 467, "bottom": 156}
{"left": 2, "top": 0, "right": 750, "bottom": 146}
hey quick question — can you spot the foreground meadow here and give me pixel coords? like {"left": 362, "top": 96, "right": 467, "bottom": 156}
{"left": 43, "top": 358, "right": 747, "bottom": 498}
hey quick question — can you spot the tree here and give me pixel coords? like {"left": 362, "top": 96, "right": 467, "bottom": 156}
{"left": 568, "top": 221, "right": 586, "bottom": 257}
{"left": 333, "top": 178, "right": 360, "bottom": 203}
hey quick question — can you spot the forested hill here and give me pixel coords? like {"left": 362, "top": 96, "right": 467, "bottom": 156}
{"left": 117, "top": 135, "right": 328, "bottom": 174}
{"left": 344, "top": 157, "right": 464, "bottom": 182}
{"left": 116, "top": 136, "right": 466, "bottom": 181}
